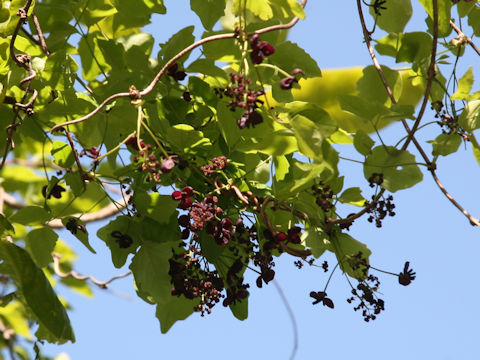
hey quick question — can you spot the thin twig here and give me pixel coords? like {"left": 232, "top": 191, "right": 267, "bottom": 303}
{"left": 50, "top": 0, "right": 308, "bottom": 132}
{"left": 273, "top": 280, "right": 299, "bottom": 360}
{"left": 431, "top": 172, "right": 480, "bottom": 226}
{"left": 45, "top": 196, "right": 130, "bottom": 228}
{"left": 402, "top": 0, "right": 438, "bottom": 150}
{"left": 450, "top": 20, "right": 480, "bottom": 57}
{"left": 52, "top": 253, "right": 132, "bottom": 289}
{"left": 355, "top": 0, "right": 432, "bottom": 165}
{"left": 356, "top": 0, "right": 480, "bottom": 227}
{"left": 31, "top": 12, "right": 50, "bottom": 55}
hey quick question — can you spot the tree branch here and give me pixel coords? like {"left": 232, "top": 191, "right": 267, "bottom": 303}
{"left": 356, "top": 0, "right": 480, "bottom": 227}
{"left": 45, "top": 196, "right": 130, "bottom": 228}
{"left": 402, "top": 0, "right": 438, "bottom": 150}
{"left": 50, "top": 0, "right": 308, "bottom": 133}
{"left": 52, "top": 253, "right": 132, "bottom": 289}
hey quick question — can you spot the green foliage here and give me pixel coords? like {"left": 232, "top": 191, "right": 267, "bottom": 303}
{"left": 0, "top": 0, "right": 478, "bottom": 356}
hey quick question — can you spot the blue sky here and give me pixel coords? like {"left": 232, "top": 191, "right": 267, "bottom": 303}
{"left": 44, "top": 1, "right": 480, "bottom": 359}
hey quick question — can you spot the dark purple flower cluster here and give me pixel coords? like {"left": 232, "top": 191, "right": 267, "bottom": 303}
{"left": 280, "top": 68, "right": 305, "bottom": 90}
{"left": 200, "top": 156, "right": 228, "bottom": 177}
{"left": 250, "top": 34, "right": 275, "bottom": 64}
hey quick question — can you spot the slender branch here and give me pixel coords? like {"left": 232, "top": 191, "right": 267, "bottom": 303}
{"left": 50, "top": 0, "right": 308, "bottom": 132}
{"left": 450, "top": 20, "right": 480, "bottom": 57}
{"left": 31, "top": 11, "right": 49, "bottom": 55}
{"left": 64, "top": 130, "right": 86, "bottom": 178}
{"left": 45, "top": 196, "right": 130, "bottom": 228}
{"left": 355, "top": 0, "right": 432, "bottom": 166}
{"left": 273, "top": 280, "right": 299, "bottom": 360}
{"left": 431, "top": 172, "right": 480, "bottom": 226}
{"left": 9, "top": 0, "right": 34, "bottom": 67}
{"left": 402, "top": 0, "right": 438, "bottom": 150}
{"left": 356, "top": 0, "right": 480, "bottom": 227}
{"left": 52, "top": 253, "right": 132, "bottom": 289}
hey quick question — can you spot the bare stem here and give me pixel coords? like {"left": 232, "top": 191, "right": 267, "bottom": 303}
{"left": 52, "top": 253, "right": 132, "bottom": 289}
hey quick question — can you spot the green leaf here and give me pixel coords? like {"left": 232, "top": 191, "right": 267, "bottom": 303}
{"left": 9, "top": 206, "right": 51, "bottom": 226}
{"left": 353, "top": 130, "right": 375, "bottom": 156}
{"left": 25, "top": 227, "right": 58, "bottom": 268}
{"left": 191, "top": 0, "right": 226, "bottom": 30}
{"left": 166, "top": 124, "right": 212, "bottom": 154}
{"left": 371, "top": 0, "right": 412, "bottom": 33}
{"left": 0, "top": 242, "right": 75, "bottom": 343}
{"left": 155, "top": 294, "right": 197, "bottom": 333}
{"left": 338, "top": 187, "right": 365, "bottom": 206}
{"left": 0, "top": 214, "right": 14, "bottom": 234}
{"left": 330, "top": 232, "right": 371, "bottom": 280}
{"left": 418, "top": 0, "right": 452, "bottom": 37}
{"left": 130, "top": 241, "right": 175, "bottom": 304}
{"left": 364, "top": 146, "right": 423, "bottom": 192}
{"left": 429, "top": 133, "right": 462, "bottom": 156}
{"left": 61, "top": 217, "right": 96, "bottom": 254}
{"left": 470, "top": 134, "right": 480, "bottom": 166}
{"left": 268, "top": 41, "right": 321, "bottom": 78}
{"left": 459, "top": 100, "right": 480, "bottom": 132}
{"left": 97, "top": 216, "right": 142, "bottom": 268}
{"left": 64, "top": 172, "right": 84, "bottom": 197}
{"left": 302, "top": 228, "right": 330, "bottom": 258}
{"left": 291, "top": 115, "right": 325, "bottom": 162}
{"left": 51, "top": 141, "right": 75, "bottom": 168}
{"left": 451, "top": 66, "right": 474, "bottom": 100}
{"left": 396, "top": 32, "right": 432, "bottom": 65}
{"left": 236, "top": 0, "right": 274, "bottom": 20}
{"left": 357, "top": 65, "right": 402, "bottom": 105}
{"left": 158, "top": 26, "right": 195, "bottom": 66}
{"left": 132, "top": 192, "right": 178, "bottom": 224}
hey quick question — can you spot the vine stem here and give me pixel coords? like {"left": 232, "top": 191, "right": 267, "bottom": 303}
{"left": 52, "top": 253, "right": 132, "bottom": 289}
{"left": 50, "top": 0, "right": 308, "bottom": 133}
{"left": 355, "top": 0, "right": 480, "bottom": 227}
{"left": 401, "top": 0, "right": 439, "bottom": 150}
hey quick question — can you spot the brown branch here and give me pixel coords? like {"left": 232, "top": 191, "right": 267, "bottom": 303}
{"left": 450, "top": 20, "right": 480, "bottom": 57}
{"left": 402, "top": 0, "right": 438, "bottom": 150}
{"left": 20, "top": 27, "right": 94, "bottom": 94}
{"left": 9, "top": 0, "right": 34, "bottom": 67}
{"left": 45, "top": 196, "right": 130, "bottom": 228}
{"left": 356, "top": 0, "right": 480, "bottom": 227}
{"left": 355, "top": 0, "right": 432, "bottom": 165}
{"left": 50, "top": 0, "right": 308, "bottom": 132}
{"left": 431, "top": 172, "right": 480, "bottom": 226}
{"left": 64, "top": 130, "right": 86, "bottom": 179}
{"left": 52, "top": 253, "right": 132, "bottom": 289}
{"left": 31, "top": 11, "right": 49, "bottom": 56}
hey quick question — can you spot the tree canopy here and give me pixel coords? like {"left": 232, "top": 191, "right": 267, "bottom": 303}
{"left": 1, "top": 0, "right": 480, "bottom": 358}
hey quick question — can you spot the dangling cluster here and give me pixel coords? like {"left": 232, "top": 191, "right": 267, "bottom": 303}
{"left": 200, "top": 156, "right": 228, "bottom": 177}
{"left": 347, "top": 280, "right": 385, "bottom": 322}
{"left": 432, "top": 101, "right": 470, "bottom": 141}
{"left": 368, "top": 172, "right": 384, "bottom": 188}
{"left": 129, "top": 136, "right": 177, "bottom": 182}
{"left": 280, "top": 68, "right": 305, "bottom": 90}
{"left": 219, "top": 73, "right": 265, "bottom": 129}
{"left": 273, "top": 226, "right": 302, "bottom": 244}
{"left": 249, "top": 34, "right": 275, "bottom": 64}
{"left": 169, "top": 248, "right": 225, "bottom": 316}
{"left": 366, "top": 195, "right": 395, "bottom": 228}
{"left": 312, "top": 182, "right": 334, "bottom": 212}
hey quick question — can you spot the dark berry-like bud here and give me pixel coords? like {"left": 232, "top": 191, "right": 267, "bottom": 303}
{"left": 172, "top": 190, "right": 183, "bottom": 200}
{"left": 275, "top": 232, "right": 288, "bottom": 242}
{"left": 182, "top": 186, "right": 194, "bottom": 197}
